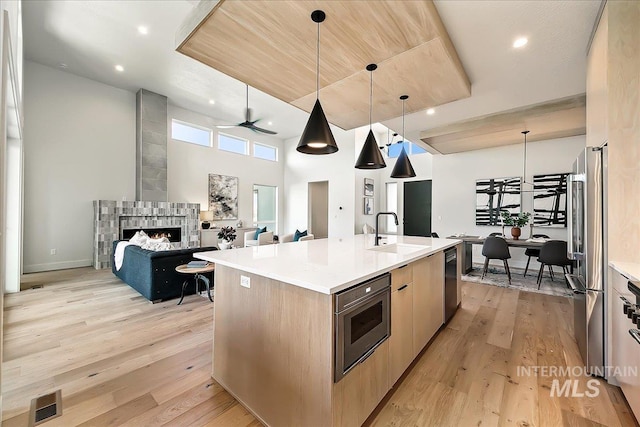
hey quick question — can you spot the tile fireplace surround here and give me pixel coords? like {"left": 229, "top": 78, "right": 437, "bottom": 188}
{"left": 93, "top": 200, "right": 200, "bottom": 269}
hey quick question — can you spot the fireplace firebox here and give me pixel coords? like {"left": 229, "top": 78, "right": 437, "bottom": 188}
{"left": 121, "top": 227, "right": 182, "bottom": 243}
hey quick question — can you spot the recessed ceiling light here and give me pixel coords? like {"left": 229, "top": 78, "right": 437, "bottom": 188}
{"left": 268, "top": 121, "right": 273, "bottom": 126}
{"left": 513, "top": 37, "right": 528, "bottom": 48}
{"left": 426, "top": 108, "right": 435, "bottom": 115}
{"left": 137, "top": 26, "right": 148, "bottom": 35}
{"left": 115, "top": 65, "right": 124, "bottom": 72}
{"left": 209, "top": 99, "right": 215, "bottom": 105}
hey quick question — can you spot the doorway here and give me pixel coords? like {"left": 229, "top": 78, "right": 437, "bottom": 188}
{"left": 403, "top": 180, "right": 432, "bottom": 236}
{"left": 308, "top": 181, "right": 328, "bottom": 239}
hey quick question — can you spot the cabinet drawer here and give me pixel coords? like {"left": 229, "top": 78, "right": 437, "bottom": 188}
{"left": 391, "top": 265, "right": 413, "bottom": 291}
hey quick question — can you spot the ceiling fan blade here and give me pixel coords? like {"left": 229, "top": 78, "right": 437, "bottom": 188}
{"left": 248, "top": 124, "right": 277, "bottom": 135}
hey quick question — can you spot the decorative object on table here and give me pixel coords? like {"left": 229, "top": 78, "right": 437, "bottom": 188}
{"left": 200, "top": 210, "right": 214, "bottom": 229}
{"left": 236, "top": 219, "right": 243, "bottom": 228}
{"left": 296, "top": 10, "right": 338, "bottom": 155}
{"left": 500, "top": 211, "right": 531, "bottom": 240}
{"left": 355, "top": 63, "right": 386, "bottom": 169}
{"left": 209, "top": 174, "right": 238, "bottom": 219}
{"left": 187, "top": 260, "right": 208, "bottom": 268}
{"left": 390, "top": 95, "right": 416, "bottom": 178}
{"left": 363, "top": 197, "right": 374, "bottom": 215}
{"left": 533, "top": 172, "right": 569, "bottom": 227}
{"left": 364, "top": 178, "right": 374, "bottom": 196}
{"left": 476, "top": 177, "right": 521, "bottom": 225}
{"left": 217, "top": 226, "right": 237, "bottom": 250}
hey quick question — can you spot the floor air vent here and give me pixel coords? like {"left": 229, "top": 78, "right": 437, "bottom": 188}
{"left": 29, "top": 390, "right": 62, "bottom": 426}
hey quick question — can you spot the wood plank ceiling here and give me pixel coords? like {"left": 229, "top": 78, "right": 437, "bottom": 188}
{"left": 177, "top": 0, "right": 471, "bottom": 131}
{"left": 419, "top": 94, "right": 587, "bottom": 154}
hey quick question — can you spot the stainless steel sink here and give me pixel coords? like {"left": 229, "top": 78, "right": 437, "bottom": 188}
{"left": 368, "top": 243, "right": 430, "bottom": 255}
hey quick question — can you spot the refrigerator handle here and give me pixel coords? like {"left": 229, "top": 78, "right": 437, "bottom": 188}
{"left": 567, "top": 174, "right": 576, "bottom": 258}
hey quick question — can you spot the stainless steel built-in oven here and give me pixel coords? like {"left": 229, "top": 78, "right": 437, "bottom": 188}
{"left": 334, "top": 273, "right": 391, "bottom": 382}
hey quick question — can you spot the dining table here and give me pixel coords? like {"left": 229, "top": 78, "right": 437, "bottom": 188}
{"left": 448, "top": 235, "right": 546, "bottom": 273}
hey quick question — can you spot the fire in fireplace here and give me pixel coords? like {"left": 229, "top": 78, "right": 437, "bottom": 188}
{"left": 121, "top": 227, "right": 182, "bottom": 243}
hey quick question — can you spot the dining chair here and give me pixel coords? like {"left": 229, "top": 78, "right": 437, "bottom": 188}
{"left": 481, "top": 236, "right": 512, "bottom": 285}
{"left": 488, "top": 232, "right": 504, "bottom": 237}
{"left": 431, "top": 232, "right": 439, "bottom": 238}
{"left": 523, "top": 234, "right": 550, "bottom": 277}
{"left": 536, "top": 240, "right": 573, "bottom": 289}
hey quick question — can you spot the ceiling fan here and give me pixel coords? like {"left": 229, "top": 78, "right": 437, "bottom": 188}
{"left": 216, "top": 85, "right": 277, "bottom": 135}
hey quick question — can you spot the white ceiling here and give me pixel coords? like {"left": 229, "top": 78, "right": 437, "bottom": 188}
{"left": 23, "top": 0, "right": 601, "bottom": 145}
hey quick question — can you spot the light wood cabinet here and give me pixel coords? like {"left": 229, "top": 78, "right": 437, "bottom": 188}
{"left": 332, "top": 340, "right": 389, "bottom": 427}
{"left": 586, "top": 4, "right": 608, "bottom": 148}
{"left": 412, "top": 252, "right": 445, "bottom": 357}
{"left": 389, "top": 266, "right": 414, "bottom": 386}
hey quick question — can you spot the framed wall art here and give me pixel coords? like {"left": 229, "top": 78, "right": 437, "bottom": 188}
{"left": 208, "top": 174, "right": 239, "bottom": 220}
{"left": 364, "top": 178, "right": 374, "bottom": 197}
{"left": 476, "top": 177, "right": 521, "bottom": 226}
{"left": 533, "top": 172, "right": 569, "bottom": 227}
{"left": 364, "top": 197, "right": 374, "bottom": 215}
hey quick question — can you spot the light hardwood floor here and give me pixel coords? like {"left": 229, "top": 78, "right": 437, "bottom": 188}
{"left": 2, "top": 268, "right": 637, "bottom": 426}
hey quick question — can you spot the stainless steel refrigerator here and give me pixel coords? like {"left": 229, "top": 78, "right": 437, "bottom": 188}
{"left": 566, "top": 146, "right": 607, "bottom": 376}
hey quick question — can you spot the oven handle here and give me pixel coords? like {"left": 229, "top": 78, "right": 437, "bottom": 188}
{"left": 630, "top": 329, "right": 640, "bottom": 345}
{"left": 340, "top": 286, "right": 390, "bottom": 312}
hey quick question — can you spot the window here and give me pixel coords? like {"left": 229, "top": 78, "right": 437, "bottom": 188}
{"left": 385, "top": 182, "right": 398, "bottom": 233}
{"left": 171, "top": 119, "right": 211, "bottom": 147}
{"left": 218, "top": 133, "right": 248, "bottom": 155}
{"left": 388, "top": 141, "right": 427, "bottom": 158}
{"left": 253, "top": 184, "right": 278, "bottom": 234}
{"left": 253, "top": 142, "right": 278, "bottom": 161}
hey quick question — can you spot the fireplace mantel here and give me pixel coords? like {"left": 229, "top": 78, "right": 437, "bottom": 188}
{"left": 93, "top": 200, "right": 200, "bottom": 269}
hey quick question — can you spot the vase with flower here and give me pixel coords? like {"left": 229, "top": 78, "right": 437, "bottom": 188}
{"left": 500, "top": 211, "right": 531, "bottom": 240}
{"left": 217, "top": 226, "right": 237, "bottom": 250}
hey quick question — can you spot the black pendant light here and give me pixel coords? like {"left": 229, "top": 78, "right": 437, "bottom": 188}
{"left": 296, "top": 10, "right": 338, "bottom": 155}
{"left": 390, "top": 95, "right": 416, "bottom": 178}
{"left": 355, "top": 64, "right": 386, "bottom": 169}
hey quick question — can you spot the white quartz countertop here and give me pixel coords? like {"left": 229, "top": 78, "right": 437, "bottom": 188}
{"left": 609, "top": 261, "right": 640, "bottom": 281}
{"left": 195, "top": 234, "right": 461, "bottom": 294}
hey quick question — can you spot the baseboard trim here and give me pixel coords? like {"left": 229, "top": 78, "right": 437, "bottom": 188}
{"left": 23, "top": 259, "right": 93, "bottom": 274}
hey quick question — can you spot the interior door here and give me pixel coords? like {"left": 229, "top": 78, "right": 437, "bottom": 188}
{"left": 403, "top": 180, "right": 432, "bottom": 236}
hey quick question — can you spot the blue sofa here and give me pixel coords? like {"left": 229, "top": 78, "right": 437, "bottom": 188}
{"left": 112, "top": 241, "right": 218, "bottom": 302}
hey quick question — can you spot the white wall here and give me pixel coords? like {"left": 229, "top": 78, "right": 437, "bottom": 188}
{"left": 432, "top": 135, "right": 586, "bottom": 269}
{"left": 23, "top": 61, "right": 136, "bottom": 273}
{"left": 284, "top": 127, "right": 356, "bottom": 238}
{"left": 168, "top": 105, "right": 284, "bottom": 234}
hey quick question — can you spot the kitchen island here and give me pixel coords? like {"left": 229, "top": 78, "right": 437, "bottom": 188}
{"left": 196, "top": 234, "right": 461, "bottom": 427}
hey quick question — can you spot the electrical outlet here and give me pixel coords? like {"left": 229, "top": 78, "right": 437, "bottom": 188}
{"left": 50, "top": 249, "right": 56, "bottom": 255}
{"left": 240, "top": 275, "right": 250, "bottom": 289}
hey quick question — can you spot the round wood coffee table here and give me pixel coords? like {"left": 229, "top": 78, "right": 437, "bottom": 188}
{"left": 175, "top": 263, "right": 215, "bottom": 305}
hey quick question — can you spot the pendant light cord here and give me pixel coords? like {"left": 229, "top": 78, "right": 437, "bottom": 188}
{"left": 402, "top": 98, "right": 405, "bottom": 142}
{"left": 369, "top": 70, "right": 373, "bottom": 129}
{"left": 523, "top": 132, "right": 527, "bottom": 182}
{"left": 316, "top": 20, "right": 320, "bottom": 99}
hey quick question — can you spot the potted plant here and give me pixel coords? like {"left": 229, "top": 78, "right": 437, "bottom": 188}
{"left": 217, "top": 226, "right": 237, "bottom": 250}
{"left": 500, "top": 211, "right": 531, "bottom": 240}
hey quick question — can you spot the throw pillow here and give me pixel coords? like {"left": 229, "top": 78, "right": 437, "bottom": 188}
{"left": 294, "top": 229, "right": 308, "bottom": 242}
{"left": 254, "top": 226, "right": 267, "bottom": 240}
{"left": 129, "top": 230, "right": 149, "bottom": 246}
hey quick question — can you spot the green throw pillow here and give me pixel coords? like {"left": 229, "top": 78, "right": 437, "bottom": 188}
{"left": 294, "top": 229, "right": 308, "bottom": 242}
{"left": 254, "top": 227, "right": 267, "bottom": 240}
